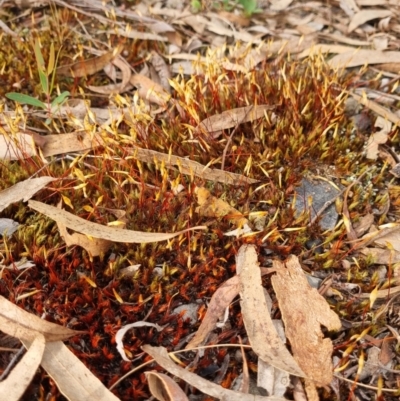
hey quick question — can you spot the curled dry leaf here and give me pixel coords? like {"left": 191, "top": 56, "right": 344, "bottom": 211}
{"left": 186, "top": 275, "right": 240, "bottom": 349}
{"left": 195, "top": 187, "right": 248, "bottom": 227}
{"left": 0, "top": 333, "right": 45, "bottom": 401}
{"left": 366, "top": 116, "right": 391, "bottom": 160}
{"left": 271, "top": 256, "right": 341, "bottom": 398}
{"left": 57, "top": 47, "right": 123, "bottom": 77}
{"left": 28, "top": 200, "right": 206, "bottom": 244}
{"left": 21, "top": 340, "right": 120, "bottom": 401}
{"left": 237, "top": 245, "right": 305, "bottom": 377}
{"left": 142, "top": 345, "right": 287, "bottom": 401}
{"left": 57, "top": 220, "right": 112, "bottom": 257}
{"left": 0, "top": 295, "right": 82, "bottom": 342}
{"left": 0, "top": 176, "right": 56, "bottom": 213}
{"left": 88, "top": 56, "right": 132, "bottom": 94}
{"left": 145, "top": 371, "right": 189, "bottom": 401}
{"left": 115, "top": 321, "right": 166, "bottom": 362}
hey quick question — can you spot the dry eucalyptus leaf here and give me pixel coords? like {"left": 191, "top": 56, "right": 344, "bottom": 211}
{"left": 0, "top": 295, "right": 82, "bottom": 342}
{"left": 348, "top": 10, "right": 393, "bottom": 33}
{"left": 130, "top": 74, "right": 171, "bottom": 106}
{"left": 88, "top": 56, "right": 132, "bottom": 94}
{"left": 349, "top": 92, "right": 400, "bottom": 125}
{"left": 28, "top": 200, "right": 206, "bottom": 244}
{"left": 195, "top": 187, "right": 248, "bottom": 227}
{"left": 57, "top": 47, "right": 122, "bottom": 77}
{"left": 271, "top": 256, "right": 341, "bottom": 394}
{"left": 115, "top": 321, "right": 166, "bottom": 362}
{"left": 329, "top": 50, "right": 400, "bottom": 69}
{"left": 145, "top": 371, "right": 189, "bottom": 401}
{"left": 21, "top": 339, "right": 120, "bottom": 401}
{"left": 186, "top": 275, "right": 240, "bottom": 349}
{"left": 57, "top": 220, "right": 112, "bottom": 257}
{"left": 0, "top": 133, "right": 37, "bottom": 160}
{"left": 41, "top": 132, "right": 106, "bottom": 158}
{"left": 195, "top": 105, "right": 275, "bottom": 135}
{"left": 366, "top": 116, "right": 391, "bottom": 159}
{"left": 142, "top": 345, "right": 287, "bottom": 401}
{"left": 0, "top": 333, "right": 45, "bottom": 401}
{"left": 0, "top": 176, "right": 56, "bottom": 213}
{"left": 360, "top": 247, "right": 400, "bottom": 264}
{"left": 128, "top": 146, "right": 258, "bottom": 185}
{"left": 237, "top": 245, "right": 305, "bottom": 377}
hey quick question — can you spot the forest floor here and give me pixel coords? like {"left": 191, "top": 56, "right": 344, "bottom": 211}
{"left": 0, "top": 0, "right": 400, "bottom": 400}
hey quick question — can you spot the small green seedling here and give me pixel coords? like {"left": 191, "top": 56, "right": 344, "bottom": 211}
{"left": 6, "top": 39, "right": 70, "bottom": 124}
{"left": 237, "top": 0, "right": 259, "bottom": 16}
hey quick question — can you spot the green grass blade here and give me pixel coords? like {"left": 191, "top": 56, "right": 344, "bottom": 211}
{"left": 6, "top": 92, "right": 46, "bottom": 109}
{"left": 51, "top": 91, "right": 70, "bottom": 107}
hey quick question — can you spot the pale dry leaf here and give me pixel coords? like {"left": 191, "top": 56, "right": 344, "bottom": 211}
{"left": 130, "top": 74, "right": 171, "bottom": 106}
{"left": 128, "top": 146, "right": 258, "bottom": 185}
{"left": 150, "top": 51, "right": 171, "bottom": 92}
{"left": 0, "top": 176, "right": 56, "bottom": 213}
{"left": 238, "top": 339, "right": 250, "bottom": 393}
{"left": 115, "top": 321, "right": 166, "bottom": 362}
{"left": 142, "top": 345, "right": 288, "bottom": 401}
{"left": 349, "top": 92, "right": 400, "bottom": 125}
{"left": 88, "top": 56, "right": 132, "bottom": 94}
{"left": 366, "top": 116, "right": 391, "bottom": 159}
{"left": 57, "top": 47, "right": 122, "bottom": 77}
{"left": 329, "top": 50, "right": 400, "bottom": 69}
{"left": 340, "top": 0, "right": 359, "bottom": 15}
{"left": 360, "top": 247, "right": 400, "bottom": 266}
{"left": 195, "top": 105, "right": 275, "bottom": 134}
{"left": 237, "top": 245, "right": 305, "bottom": 377}
{"left": 0, "top": 295, "right": 82, "bottom": 342}
{"left": 0, "top": 218, "right": 19, "bottom": 236}
{"left": 270, "top": 0, "right": 294, "bottom": 11}
{"left": 348, "top": 10, "right": 392, "bottom": 33}
{"left": 28, "top": 200, "right": 206, "bottom": 243}
{"left": 145, "top": 371, "right": 189, "bottom": 401}
{"left": 298, "top": 44, "right": 358, "bottom": 58}
{"left": 57, "top": 220, "right": 112, "bottom": 257}
{"left": 41, "top": 132, "right": 106, "bottom": 158}
{"left": 108, "top": 28, "right": 167, "bottom": 42}
{"left": 373, "top": 224, "right": 400, "bottom": 251}
{"left": 271, "top": 256, "right": 341, "bottom": 387}
{"left": 0, "top": 133, "right": 37, "bottom": 160}
{"left": 186, "top": 275, "right": 240, "bottom": 349}
{"left": 354, "top": 213, "right": 374, "bottom": 237}
{"left": 359, "top": 223, "right": 400, "bottom": 250}
{"left": 205, "top": 21, "right": 259, "bottom": 44}
{"left": 0, "top": 333, "right": 45, "bottom": 401}
{"left": 258, "top": 358, "right": 290, "bottom": 398}
{"left": 21, "top": 339, "right": 120, "bottom": 401}
{"left": 195, "top": 187, "right": 248, "bottom": 227}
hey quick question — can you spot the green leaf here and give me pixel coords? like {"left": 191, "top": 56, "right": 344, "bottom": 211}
{"left": 38, "top": 69, "right": 49, "bottom": 95}
{"left": 237, "top": 0, "right": 257, "bottom": 15}
{"left": 6, "top": 92, "right": 46, "bottom": 109}
{"left": 51, "top": 91, "right": 70, "bottom": 108}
